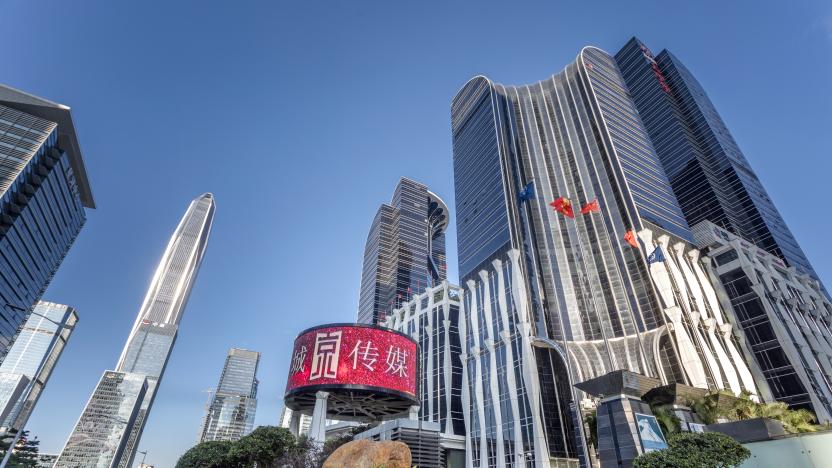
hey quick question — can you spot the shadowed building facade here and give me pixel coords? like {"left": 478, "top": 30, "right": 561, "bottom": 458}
{"left": 0, "top": 85, "right": 94, "bottom": 360}
{"left": 358, "top": 177, "right": 449, "bottom": 325}
{"left": 199, "top": 348, "right": 260, "bottom": 442}
{"left": 451, "top": 45, "right": 757, "bottom": 467}
{"left": 56, "top": 194, "right": 214, "bottom": 468}
{"left": 615, "top": 38, "right": 821, "bottom": 287}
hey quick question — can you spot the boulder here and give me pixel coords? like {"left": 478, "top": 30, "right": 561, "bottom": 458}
{"left": 322, "top": 439, "right": 411, "bottom": 468}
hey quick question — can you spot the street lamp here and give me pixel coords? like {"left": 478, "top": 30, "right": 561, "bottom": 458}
{"left": 137, "top": 450, "right": 148, "bottom": 467}
{"left": 0, "top": 303, "right": 71, "bottom": 468}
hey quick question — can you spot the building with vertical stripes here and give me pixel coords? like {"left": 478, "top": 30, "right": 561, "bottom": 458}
{"left": 694, "top": 220, "right": 832, "bottom": 421}
{"left": 451, "top": 45, "right": 757, "bottom": 467}
{"left": 0, "top": 85, "right": 94, "bottom": 360}
{"left": 358, "top": 177, "right": 449, "bottom": 325}
{"left": 383, "top": 281, "right": 466, "bottom": 466}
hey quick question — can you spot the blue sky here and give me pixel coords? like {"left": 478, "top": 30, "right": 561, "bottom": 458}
{"left": 1, "top": 0, "right": 831, "bottom": 465}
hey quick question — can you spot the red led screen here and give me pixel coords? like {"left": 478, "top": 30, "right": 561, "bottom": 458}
{"left": 285, "top": 325, "right": 417, "bottom": 398}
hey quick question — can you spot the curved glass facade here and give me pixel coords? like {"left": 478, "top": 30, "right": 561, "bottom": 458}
{"left": 451, "top": 46, "right": 700, "bottom": 466}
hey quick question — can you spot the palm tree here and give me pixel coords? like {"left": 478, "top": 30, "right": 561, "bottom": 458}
{"left": 689, "top": 391, "right": 821, "bottom": 434}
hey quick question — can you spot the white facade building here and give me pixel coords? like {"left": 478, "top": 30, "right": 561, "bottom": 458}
{"left": 694, "top": 220, "right": 832, "bottom": 422}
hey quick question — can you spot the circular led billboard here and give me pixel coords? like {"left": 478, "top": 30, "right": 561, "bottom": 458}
{"left": 284, "top": 323, "right": 418, "bottom": 421}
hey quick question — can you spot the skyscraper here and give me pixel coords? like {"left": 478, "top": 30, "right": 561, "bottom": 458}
{"left": 56, "top": 194, "right": 214, "bottom": 468}
{"left": 55, "top": 371, "right": 148, "bottom": 468}
{"left": 0, "top": 85, "right": 94, "bottom": 359}
{"left": 357, "top": 177, "right": 449, "bottom": 325}
{"left": 615, "top": 38, "right": 821, "bottom": 285}
{"left": 0, "top": 301, "right": 77, "bottom": 432}
{"left": 451, "top": 45, "right": 755, "bottom": 466}
{"left": 199, "top": 348, "right": 260, "bottom": 442}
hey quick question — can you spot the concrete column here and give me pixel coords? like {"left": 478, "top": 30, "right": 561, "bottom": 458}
{"left": 309, "top": 391, "right": 329, "bottom": 445}
{"left": 289, "top": 410, "right": 301, "bottom": 437}
{"left": 596, "top": 395, "right": 659, "bottom": 468}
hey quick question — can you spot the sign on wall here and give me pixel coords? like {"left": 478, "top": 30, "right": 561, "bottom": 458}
{"left": 635, "top": 413, "right": 669, "bottom": 453}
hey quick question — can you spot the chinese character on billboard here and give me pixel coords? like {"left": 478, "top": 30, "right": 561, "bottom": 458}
{"left": 285, "top": 324, "right": 418, "bottom": 399}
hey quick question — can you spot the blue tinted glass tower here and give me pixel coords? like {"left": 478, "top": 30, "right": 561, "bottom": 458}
{"left": 615, "top": 37, "right": 821, "bottom": 286}
{"left": 199, "top": 348, "right": 260, "bottom": 442}
{"left": 0, "top": 301, "right": 77, "bottom": 432}
{"left": 358, "top": 178, "right": 449, "bottom": 324}
{"left": 57, "top": 194, "right": 214, "bottom": 468}
{"left": 0, "top": 85, "right": 94, "bottom": 359}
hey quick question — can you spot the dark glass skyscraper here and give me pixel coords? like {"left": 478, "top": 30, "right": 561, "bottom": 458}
{"left": 0, "top": 85, "right": 94, "bottom": 359}
{"left": 57, "top": 194, "right": 214, "bottom": 468}
{"left": 357, "top": 177, "right": 449, "bottom": 324}
{"left": 615, "top": 38, "right": 820, "bottom": 284}
{"left": 200, "top": 348, "right": 260, "bottom": 442}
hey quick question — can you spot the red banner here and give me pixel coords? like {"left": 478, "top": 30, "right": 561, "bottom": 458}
{"left": 285, "top": 325, "right": 418, "bottom": 398}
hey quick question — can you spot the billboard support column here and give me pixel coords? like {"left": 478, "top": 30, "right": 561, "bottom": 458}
{"left": 309, "top": 391, "right": 329, "bottom": 444}
{"left": 288, "top": 410, "right": 301, "bottom": 437}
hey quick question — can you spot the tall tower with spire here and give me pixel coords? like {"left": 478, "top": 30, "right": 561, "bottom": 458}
{"left": 55, "top": 194, "right": 215, "bottom": 468}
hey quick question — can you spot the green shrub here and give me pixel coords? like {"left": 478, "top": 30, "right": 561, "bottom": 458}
{"left": 633, "top": 432, "right": 750, "bottom": 468}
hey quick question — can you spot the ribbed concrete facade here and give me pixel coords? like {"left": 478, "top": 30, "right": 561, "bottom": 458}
{"left": 384, "top": 281, "right": 465, "bottom": 437}
{"left": 451, "top": 45, "right": 757, "bottom": 467}
{"left": 695, "top": 220, "right": 832, "bottom": 421}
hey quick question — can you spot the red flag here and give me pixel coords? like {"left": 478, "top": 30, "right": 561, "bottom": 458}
{"left": 550, "top": 197, "right": 575, "bottom": 218}
{"left": 624, "top": 230, "right": 639, "bottom": 248}
{"left": 580, "top": 199, "right": 600, "bottom": 215}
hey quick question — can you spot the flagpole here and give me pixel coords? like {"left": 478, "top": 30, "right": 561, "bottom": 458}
{"left": 568, "top": 206, "right": 619, "bottom": 371}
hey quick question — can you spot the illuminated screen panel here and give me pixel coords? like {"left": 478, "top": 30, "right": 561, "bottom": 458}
{"left": 285, "top": 324, "right": 417, "bottom": 398}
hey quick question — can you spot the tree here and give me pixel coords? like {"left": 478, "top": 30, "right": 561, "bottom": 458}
{"left": 177, "top": 427, "right": 297, "bottom": 468}
{"left": 633, "top": 432, "right": 750, "bottom": 468}
{"left": 231, "top": 426, "right": 296, "bottom": 468}
{"left": 175, "top": 440, "right": 242, "bottom": 468}
{"left": 275, "top": 435, "right": 319, "bottom": 468}
{"left": 689, "top": 391, "right": 821, "bottom": 433}
{"left": 584, "top": 412, "right": 598, "bottom": 449}
{"left": 650, "top": 405, "right": 681, "bottom": 436}
{"left": 0, "top": 431, "right": 40, "bottom": 468}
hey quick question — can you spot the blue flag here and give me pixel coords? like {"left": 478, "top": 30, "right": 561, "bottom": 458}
{"left": 648, "top": 246, "right": 665, "bottom": 264}
{"left": 518, "top": 181, "right": 535, "bottom": 203}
